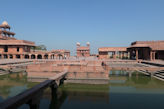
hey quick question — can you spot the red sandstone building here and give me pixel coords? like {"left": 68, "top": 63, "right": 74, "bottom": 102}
{"left": 0, "top": 21, "right": 35, "bottom": 59}
{"left": 98, "top": 41, "right": 164, "bottom": 61}
{"left": 0, "top": 21, "right": 70, "bottom": 59}
{"left": 98, "top": 47, "right": 128, "bottom": 59}
{"left": 127, "top": 41, "right": 164, "bottom": 61}
{"left": 1, "top": 21, "right": 163, "bottom": 61}
{"left": 76, "top": 42, "right": 90, "bottom": 57}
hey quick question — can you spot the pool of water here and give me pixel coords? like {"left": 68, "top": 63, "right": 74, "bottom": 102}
{"left": 1, "top": 71, "right": 164, "bottom": 109}
{"left": 0, "top": 72, "right": 38, "bottom": 103}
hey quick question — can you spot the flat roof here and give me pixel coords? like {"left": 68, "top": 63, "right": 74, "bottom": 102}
{"left": 99, "top": 47, "right": 127, "bottom": 52}
{"left": 0, "top": 39, "right": 35, "bottom": 46}
{"left": 129, "top": 41, "right": 164, "bottom": 50}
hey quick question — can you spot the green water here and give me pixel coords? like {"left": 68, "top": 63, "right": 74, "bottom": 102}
{"left": 0, "top": 72, "right": 38, "bottom": 102}
{"left": 1, "top": 71, "right": 164, "bottom": 109}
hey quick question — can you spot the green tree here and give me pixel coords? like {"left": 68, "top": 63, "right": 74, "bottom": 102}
{"left": 34, "top": 45, "right": 47, "bottom": 51}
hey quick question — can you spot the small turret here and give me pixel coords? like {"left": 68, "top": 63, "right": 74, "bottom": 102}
{"left": 76, "top": 42, "right": 80, "bottom": 47}
{"left": 0, "top": 21, "right": 15, "bottom": 39}
{"left": 86, "top": 42, "right": 90, "bottom": 47}
{"left": 0, "top": 21, "right": 11, "bottom": 30}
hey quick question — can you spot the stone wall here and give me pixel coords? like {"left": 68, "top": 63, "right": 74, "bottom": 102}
{"left": 27, "top": 60, "right": 109, "bottom": 84}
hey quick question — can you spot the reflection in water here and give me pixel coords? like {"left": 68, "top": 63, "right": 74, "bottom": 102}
{"left": 1, "top": 71, "right": 164, "bottom": 109}
{"left": 39, "top": 84, "right": 109, "bottom": 109}
{"left": 0, "top": 72, "right": 38, "bottom": 103}
{"left": 49, "top": 90, "right": 67, "bottom": 109}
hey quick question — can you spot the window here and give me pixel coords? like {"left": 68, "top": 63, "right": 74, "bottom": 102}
{"left": 4, "top": 46, "right": 8, "bottom": 52}
{"left": 17, "top": 47, "right": 19, "bottom": 52}
{"left": 25, "top": 46, "right": 29, "bottom": 52}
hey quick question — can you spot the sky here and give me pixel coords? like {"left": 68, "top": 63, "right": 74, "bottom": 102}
{"left": 0, "top": 0, "right": 164, "bottom": 55}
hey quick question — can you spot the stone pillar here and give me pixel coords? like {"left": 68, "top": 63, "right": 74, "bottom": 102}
{"left": 42, "top": 54, "right": 44, "bottom": 59}
{"left": 150, "top": 51, "right": 153, "bottom": 61}
{"left": 29, "top": 54, "right": 31, "bottom": 59}
{"left": 136, "top": 49, "right": 138, "bottom": 60}
{"left": 35, "top": 54, "right": 38, "bottom": 60}
{"left": 8, "top": 55, "right": 10, "bottom": 59}
{"left": 50, "top": 83, "right": 58, "bottom": 109}
{"left": 13, "top": 55, "right": 16, "bottom": 59}
{"left": 153, "top": 51, "right": 156, "bottom": 61}
{"left": 48, "top": 54, "right": 51, "bottom": 59}
{"left": 27, "top": 90, "right": 43, "bottom": 109}
{"left": 20, "top": 55, "right": 24, "bottom": 59}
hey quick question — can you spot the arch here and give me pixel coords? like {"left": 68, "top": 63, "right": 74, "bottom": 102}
{"left": 51, "top": 54, "right": 55, "bottom": 59}
{"left": 25, "top": 55, "right": 29, "bottom": 59}
{"left": 44, "top": 54, "right": 48, "bottom": 59}
{"left": 4, "top": 54, "right": 8, "bottom": 59}
{"left": 9, "top": 54, "right": 13, "bottom": 59}
{"left": 54, "top": 54, "right": 58, "bottom": 59}
{"left": 16, "top": 55, "right": 20, "bottom": 59}
{"left": 58, "top": 54, "right": 63, "bottom": 60}
{"left": 37, "top": 54, "right": 42, "bottom": 59}
{"left": 31, "top": 54, "right": 35, "bottom": 59}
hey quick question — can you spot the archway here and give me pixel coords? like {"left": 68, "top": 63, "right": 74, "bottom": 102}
{"left": 9, "top": 55, "right": 13, "bottom": 59}
{"left": 51, "top": 54, "right": 55, "bottom": 59}
{"left": 58, "top": 54, "right": 63, "bottom": 59}
{"left": 16, "top": 55, "right": 20, "bottom": 59}
{"left": 4, "top": 54, "right": 8, "bottom": 59}
{"left": 44, "top": 54, "right": 48, "bottom": 59}
{"left": 25, "top": 55, "right": 29, "bottom": 59}
{"left": 37, "top": 54, "right": 42, "bottom": 59}
{"left": 31, "top": 54, "right": 35, "bottom": 59}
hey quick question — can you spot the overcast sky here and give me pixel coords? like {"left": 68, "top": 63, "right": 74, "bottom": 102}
{"left": 0, "top": 0, "right": 164, "bottom": 55}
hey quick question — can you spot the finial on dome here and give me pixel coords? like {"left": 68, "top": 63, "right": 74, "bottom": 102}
{"left": 76, "top": 42, "right": 80, "bottom": 47}
{"left": 86, "top": 42, "right": 90, "bottom": 45}
{"left": 2, "top": 21, "right": 9, "bottom": 26}
{"left": 76, "top": 42, "right": 80, "bottom": 45}
{"left": 86, "top": 42, "right": 90, "bottom": 47}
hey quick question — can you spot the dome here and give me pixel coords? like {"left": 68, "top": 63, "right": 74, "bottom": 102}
{"left": 76, "top": 42, "right": 80, "bottom": 45}
{"left": 2, "top": 21, "right": 9, "bottom": 26}
{"left": 86, "top": 42, "right": 90, "bottom": 45}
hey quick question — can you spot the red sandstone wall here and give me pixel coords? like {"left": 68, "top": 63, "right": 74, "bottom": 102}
{"left": 26, "top": 60, "right": 109, "bottom": 80}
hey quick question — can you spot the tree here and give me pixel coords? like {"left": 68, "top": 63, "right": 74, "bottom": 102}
{"left": 34, "top": 45, "right": 47, "bottom": 51}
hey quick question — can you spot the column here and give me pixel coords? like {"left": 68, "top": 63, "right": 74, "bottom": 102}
{"left": 128, "top": 52, "right": 130, "bottom": 59}
{"left": 42, "top": 54, "right": 45, "bottom": 59}
{"left": 153, "top": 52, "right": 156, "bottom": 61}
{"left": 8, "top": 54, "right": 10, "bottom": 59}
{"left": 13, "top": 55, "right": 16, "bottom": 59}
{"left": 48, "top": 54, "right": 51, "bottom": 59}
{"left": 29, "top": 54, "right": 31, "bottom": 59}
{"left": 136, "top": 49, "right": 138, "bottom": 60}
{"left": 150, "top": 51, "right": 153, "bottom": 61}
{"left": 35, "top": 54, "right": 38, "bottom": 60}
{"left": 20, "top": 55, "right": 24, "bottom": 59}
